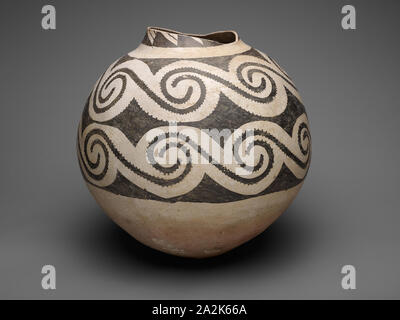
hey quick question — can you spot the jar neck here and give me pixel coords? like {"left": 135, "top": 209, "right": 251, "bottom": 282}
{"left": 132, "top": 27, "right": 250, "bottom": 59}
{"left": 142, "top": 27, "right": 239, "bottom": 48}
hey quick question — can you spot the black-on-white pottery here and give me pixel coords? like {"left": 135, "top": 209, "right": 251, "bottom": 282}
{"left": 77, "top": 27, "right": 311, "bottom": 258}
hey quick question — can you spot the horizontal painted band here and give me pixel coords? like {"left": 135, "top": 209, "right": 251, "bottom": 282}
{"left": 128, "top": 40, "right": 251, "bottom": 59}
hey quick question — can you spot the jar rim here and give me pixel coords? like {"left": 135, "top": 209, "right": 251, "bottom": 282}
{"left": 146, "top": 26, "right": 239, "bottom": 45}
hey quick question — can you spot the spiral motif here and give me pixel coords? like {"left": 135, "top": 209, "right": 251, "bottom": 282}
{"left": 92, "top": 71, "right": 127, "bottom": 114}
{"left": 78, "top": 48, "right": 311, "bottom": 202}
{"left": 160, "top": 71, "right": 206, "bottom": 114}
{"left": 298, "top": 123, "right": 310, "bottom": 156}
{"left": 78, "top": 114, "right": 311, "bottom": 198}
{"left": 87, "top": 54, "right": 301, "bottom": 123}
{"left": 81, "top": 130, "right": 110, "bottom": 181}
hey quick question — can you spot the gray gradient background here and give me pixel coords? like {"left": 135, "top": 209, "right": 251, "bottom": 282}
{"left": 1, "top": 0, "right": 399, "bottom": 299}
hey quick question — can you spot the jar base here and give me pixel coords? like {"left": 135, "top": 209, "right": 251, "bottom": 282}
{"left": 87, "top": 183, "right": 303, "bottom": 258}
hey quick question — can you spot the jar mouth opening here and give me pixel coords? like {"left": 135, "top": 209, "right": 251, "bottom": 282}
{"left": 147, "top": 27, "right": 239, "bottom": 45}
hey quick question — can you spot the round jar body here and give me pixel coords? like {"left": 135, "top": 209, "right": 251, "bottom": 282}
{"left": 77, "top": 27, "right": 311, "bottom": 258}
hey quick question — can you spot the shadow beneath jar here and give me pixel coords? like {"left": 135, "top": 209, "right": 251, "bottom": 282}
{"left": 81, "top": 204, "right": 315, "bottom": 273}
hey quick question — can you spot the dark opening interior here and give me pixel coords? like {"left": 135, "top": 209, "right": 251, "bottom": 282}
{"left": 197, "top": 31, "right": 237, "bottom": 44}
